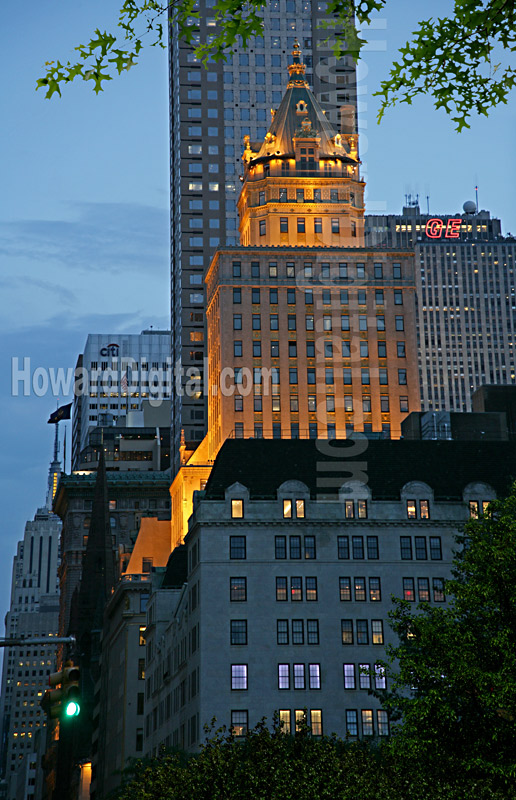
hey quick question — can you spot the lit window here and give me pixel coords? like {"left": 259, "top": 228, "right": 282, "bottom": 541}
{"left": 403, "top": 578, "right": 415, "bottom": 602}
{"left": 377, "top": 709, "right": 389, "bottom": 736}
{"left": 304, "top": 535, "right": 315, "bottom": 558}
{"left": 311, "top": 709, "right": 322, "bottom": 735}
{"left": 371, "top": 620, "right": 384, "bottom": 644}
{"left": 369, "top": 577, "right": 381, "bottom": 601}
{"left": 309, "top": 664, "right": 321, "bottom": 689}
{"left": 231, "top": 710, "right": 248, "bottom": 737}
{"left": 231, "top": 664, "right": 248, "bottom": 690}
{"left": 293, "top": 664, "right": 305, "bottom": 689}
{"left": 231, "top": 499, "right": 243, "bottom": 519}
{"left": 418, "top": 578, "right": 430, "bottom": 602}
{"left": 276, "top": 577, "right": 287, "bottom": 601}
{"left": 406, "top": 500, "right": 417, "bottom": 519}
{"left": 361, "top": 709, "right": 374, "bottom": 735}
{"left": 343, "top": 663, "right": 355, "bottom": 689}
{"left": 341, "top": 620, "right": 353, "bottom": 644}
{"left": 278, "top": 664, "right": 290, "bottom": 689}
{"left": 279, "top": 709, "right": 291, "bottom": 732}
{"left": 339, "top": 576, "right": 351, "bottom": 601}
{"left": 306, "top": 577, "right": 317, "bottom": 601}
{"left": 291, "top": 577, "right": 303, "bottom": 601}
{"left": 354, "top": 577, "right": 366, "bottom": 602}
{"left": 230, "top": 577, "right": 247, "bottom": 601}
{"left": 469, "top": 500, "right": 479, "bottom": 518}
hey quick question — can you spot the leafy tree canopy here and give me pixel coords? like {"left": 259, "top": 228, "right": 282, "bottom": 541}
{"left": 378, "top": 486, "right": 516, "bottom": 797}
{"left": 112, "top": 716, "right": 393, "bottom": 800}
{"left": 36, "top": 0, "right": 516, "bottom": 130}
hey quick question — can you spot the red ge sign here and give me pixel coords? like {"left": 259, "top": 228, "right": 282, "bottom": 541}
{"left": 425, "top": 218, "right": 461, "bottom": 238}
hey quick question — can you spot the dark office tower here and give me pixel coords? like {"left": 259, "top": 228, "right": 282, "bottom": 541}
{"left": 365, "top": 202, "right": 516, "bottom": 411}
{"left": 169, "top": 0, "right": 358, "bottom": 470}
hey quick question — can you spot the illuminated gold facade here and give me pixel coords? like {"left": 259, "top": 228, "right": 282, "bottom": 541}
{"left": 238, "top": 43, "right": 364, "bottom": 248}
{"left": 172, "top": 43, "right": 419, "bottom": 542}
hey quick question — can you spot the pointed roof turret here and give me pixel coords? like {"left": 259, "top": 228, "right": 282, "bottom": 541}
{"left": 247, "top": 40, "right": 354, "bottom": 163}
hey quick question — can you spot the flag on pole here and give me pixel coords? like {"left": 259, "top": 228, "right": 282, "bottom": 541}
{"left": 121, "top": 372, "right": 128, "bottom": 393}
{"left": 47, "top": 403, "right": 72, "bottom": 424}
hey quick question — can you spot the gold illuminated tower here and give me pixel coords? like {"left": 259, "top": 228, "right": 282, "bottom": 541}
{"left": 238, "top": 42, "right": 364, "bottom": 248}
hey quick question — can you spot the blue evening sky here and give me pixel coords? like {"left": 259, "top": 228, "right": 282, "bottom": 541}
{"left": 0, "top": 0, "right": 515, "bottom": 620}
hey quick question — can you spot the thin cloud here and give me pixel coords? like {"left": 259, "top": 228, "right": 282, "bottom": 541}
{"left": 0, "top": 201, "right": 169, "bottom": 274}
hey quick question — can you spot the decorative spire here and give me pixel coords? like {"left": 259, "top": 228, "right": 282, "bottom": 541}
{"left": 46, "top": 423, "right": 62, "bottom": 510}
{"left": 288, "top": 39, "right": 308, "bottom": 86}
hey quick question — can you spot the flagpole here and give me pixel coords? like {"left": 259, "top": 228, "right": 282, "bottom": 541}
{"left": 63, "top": 425, "right": 67, "bottom": 474}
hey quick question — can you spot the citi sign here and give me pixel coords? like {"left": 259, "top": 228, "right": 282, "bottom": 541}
{"left": 425, "top": 218, "right": 462, "bottom": 239}
{"left": 100, "top": 343, "right": 120, "bottom": 357}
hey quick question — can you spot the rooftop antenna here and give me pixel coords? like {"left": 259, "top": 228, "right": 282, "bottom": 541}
{"left": 475, "top": 184, "right": 479, "bottom": 212}
{"left": 426, "top": 195, "right": 430, "bottom": 214}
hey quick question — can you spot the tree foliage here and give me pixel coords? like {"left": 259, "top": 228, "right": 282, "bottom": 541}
{"left": 378, "top": 486, "right": 516, "bottom": 798}
{"left": 112, "top": 716, "right": 394, "bottom": 800}
{"left": 36, "top": 1, "right": 516, "bottom": 129}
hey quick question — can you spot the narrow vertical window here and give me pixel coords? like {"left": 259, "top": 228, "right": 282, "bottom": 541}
{"left": 278, "top": 664, "right": 290, "bottom": 689}
{"left": 343, "top": 663, "right": 356, "bottom": 689}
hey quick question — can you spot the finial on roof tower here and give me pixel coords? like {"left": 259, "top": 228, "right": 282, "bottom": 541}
{"left": 288, "top": 39, "right": 306, "bottom": 78}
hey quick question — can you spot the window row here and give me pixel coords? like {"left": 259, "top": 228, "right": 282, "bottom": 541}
{"left": 338, "top": 536, "right": 379, "bottom": 559}
{"left": 339, "top": 577, "right": 381, "bottom": 602}
{"left": 232, "top": 260, "right": 403, "bottom": 281}
{"left": 402, "top": 577, "right": 446, "bottom": 603}
{"left": 233, "top": 365, "right": 407, "bottom": 387}
{"left": 232, "top": 313, "right": 405, "bottom": 332}
{"left": 468, "top": 499, "right": 492, "bottom": 518}
{"left": 275, "top": 535, "right": 315, "bottom": 559}
{"left": 233, "top": 421, "right": 394, "bottom": 439}
{"left": 343, "top": 663, "right": 386, "bottom": 690}
{"left": 277, "top": 662, "right": 321, "bottom": 689}
{"left": 233, "top": 287, "right": 403, "bottom": 308}
{"left": 277, "top": 619, "right": 320, "bottom": 645}
{"left": 276, "top": 577, "right": 318, "bottom": 601}
{"left": 341, "top": 619, "right": 384, "bottom": 645}
{"left": 406, "top": 499, "right": 430, "bottom": 519}
{"left": 230, "top": 709, "right": 323, "bottom": 738}
{"left": 400, "top": 536, "right": 442, "bottom": 560}
{"left": 229, "top": 535, "right": 442, "bottom": 564}
{"left": 346, "top": 709, "right": 389, "bottom": 737}
{"left": 233, "top": 338, "right": 406, "bottom": 359}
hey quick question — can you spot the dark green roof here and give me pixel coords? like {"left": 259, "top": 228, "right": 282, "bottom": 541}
{"left": 204, "top": 439, "right": 516, "bottom": 501}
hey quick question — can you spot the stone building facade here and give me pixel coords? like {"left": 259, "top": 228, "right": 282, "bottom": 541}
{"left": 143, "top": 438, "right": 515, "bottom": 752}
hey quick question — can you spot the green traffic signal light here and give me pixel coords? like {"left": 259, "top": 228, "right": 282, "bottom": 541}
{"left": 64, "top": 699, "right": 80, "bottom": 717}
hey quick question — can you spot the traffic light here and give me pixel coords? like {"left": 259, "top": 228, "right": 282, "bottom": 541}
{"left": 40, "top": 661, "right": 80, "bottom": 719}
{"left": 62, "top": 663, "right": 80, "bottom": 718}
